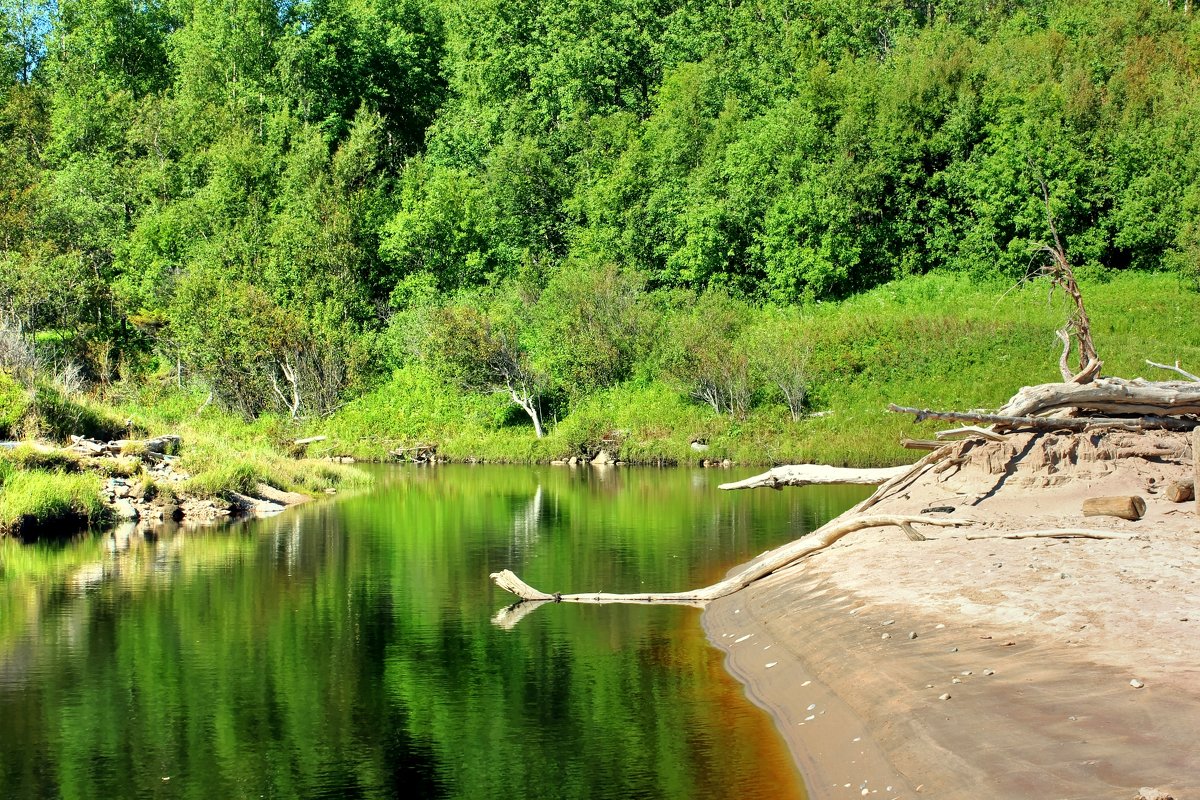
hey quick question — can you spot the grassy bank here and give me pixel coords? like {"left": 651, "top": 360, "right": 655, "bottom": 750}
{"left": 317, "top": 271, "right": 1200, "bottom": 466}
{"left": 0, "top": 380, "right": 370, "bottom": 538}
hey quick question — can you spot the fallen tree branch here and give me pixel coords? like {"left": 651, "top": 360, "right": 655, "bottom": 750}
{"left": 718, "top": 464, "right": 910, "bottom": 491}
{"left": 887, "top": 404, "right": 1199, "bottom": 432}
{"left": 963, "top": 529, "right": 1138, "bottom": 541}
{"left": 490, "top": 515, "right": 968, "bottom": 604}
{"left": 1146, "top": 360, "right": 1200, "bottom": 383}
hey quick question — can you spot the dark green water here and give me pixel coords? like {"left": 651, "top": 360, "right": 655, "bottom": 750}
{"left": 0, "top": 465, "right": 867, "bottom": 800}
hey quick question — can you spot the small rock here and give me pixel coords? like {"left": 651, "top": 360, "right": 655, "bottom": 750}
{"left": 948, "top": 647, "right": 958, "bottom": 653}
{"left": 938, "top": 693, "right": 951, "bottom": 700}
{"left": 881, "top": 619, "right": 895, "bottom": 626}
{"left": 1130, "top": 678, "right": 1145, "bottom": 689}
{"left": 112, "top": 499, "right": 139, "bottom": 520}
{"left": 983, "top": 669, "right": 995, "bottom": 676}
{"left": 1136, "top": 788, "right": 1175, "bottom": 800}
{"left": 1001, "top": 641, "right": 1015, "bottom": 647}
{"left": 881, "top": 633, "right": 891, "bottom": 640}
{"left": 908, "top": 631, "right": 918, "bottom": 639}
{"left": 961, "top": 671, "right": 972, "bottom": 676}
{"left": 951, "top": 677, "right": 962, "bottom": 684}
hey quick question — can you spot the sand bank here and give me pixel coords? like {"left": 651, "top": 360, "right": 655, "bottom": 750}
{"left": 705, "top": 430, "right": 1200, "bottom": 799}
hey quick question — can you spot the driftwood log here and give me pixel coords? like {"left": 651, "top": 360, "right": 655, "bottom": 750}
{"left": 1165, "top": 481, "right": 1194, "bottom": 503}
{"left": 1081, "top": 496, "right": 1146, "bottom": 522}
{"left": 887, "top": 405, "right": 1198, "bottom": 433}
{"left": 998, "top": 378, "right": 1200, "bottom": 418}
{"left": 718, "top": 464, "right": 909, "bottom": 491}
{"left": 491, "top": 515, "right": 967, "bottom": 605}
{"left": 963, "top": 529, "right": 1138, "bottom": 541}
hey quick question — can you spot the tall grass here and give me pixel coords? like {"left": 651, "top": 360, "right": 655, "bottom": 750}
{"left": 0, "top": 468, "right": 108, "bottom": 537}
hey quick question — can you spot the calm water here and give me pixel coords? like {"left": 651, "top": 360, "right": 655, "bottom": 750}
{"left": 0, "top": 465, "right": 867, "bottom": 800}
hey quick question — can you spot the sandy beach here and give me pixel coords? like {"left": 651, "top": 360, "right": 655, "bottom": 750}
{"left": 705, "top": 430, "right": 1200, "bottom": 799}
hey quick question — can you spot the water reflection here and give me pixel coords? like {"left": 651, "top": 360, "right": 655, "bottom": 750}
{"left": 0, "top": 466, "right": 868, "bottom": 800}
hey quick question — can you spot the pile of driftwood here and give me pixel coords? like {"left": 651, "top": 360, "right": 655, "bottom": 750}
{"left": 67, "top": 434, "right": 182, "bottom": 461}
{"left": 390, "top": 443, "right": 438, "bottom": 464}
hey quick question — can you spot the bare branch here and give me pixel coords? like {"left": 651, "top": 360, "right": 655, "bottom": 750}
{"left": 1146, "top": 360, "right": 1200, "bottom": 383}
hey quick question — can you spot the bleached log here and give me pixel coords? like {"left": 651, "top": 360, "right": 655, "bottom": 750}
{"left": 718, "top": 464, "right": 910, "bottom": 491}
{"left": 293, "top": 436, "right": 326, "bottom": 446}
{"left": 490, "top": 515, "right": 967, "bottom": 604}
{"left": 964, "top": 529, "right": 1138, "bottom": 541}
{"left": 999, "top": 377, "right": 1200, "bottom": 418}
{"left": 887, "top": 404, "right": 1198, "bottom": 432}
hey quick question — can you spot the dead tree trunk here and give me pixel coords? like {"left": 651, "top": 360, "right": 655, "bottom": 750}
{"left": 1035, "top": 174, "right": 1101, "bottom": 383}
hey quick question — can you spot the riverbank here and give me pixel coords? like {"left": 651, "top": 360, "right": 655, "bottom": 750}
{"left": 0, "top": 383, "right": 369, "bottom": 539}
{"left": 705, "top": 430, "right": 1200, "bottom": 799}
{"left": 316, "top": 273, "right": 1200, "bottom": 467}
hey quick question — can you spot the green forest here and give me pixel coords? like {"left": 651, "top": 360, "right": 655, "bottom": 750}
{"left": 2, "top": 0, "right": 1200, "bottom": 464}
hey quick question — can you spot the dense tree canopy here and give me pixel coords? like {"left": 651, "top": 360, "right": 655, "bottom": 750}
{"left": 1, "top": 0, "right": 1198, "bottom": 421}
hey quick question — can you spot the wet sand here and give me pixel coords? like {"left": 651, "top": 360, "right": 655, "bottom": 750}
{"left": 705, "top": 431, "right": 1200, "bottom": 799}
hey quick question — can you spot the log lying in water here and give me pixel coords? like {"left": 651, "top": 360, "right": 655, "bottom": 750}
{"left": 718, "top": 464, "right": 910, "bottom": 491}
{"left": 490, "top": 515, "right": 968, "bottom": 605}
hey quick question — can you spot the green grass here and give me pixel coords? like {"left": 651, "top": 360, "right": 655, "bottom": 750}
{"left": 0, "top": 467, "right": 108, "bottom": 538}
{"left": 103, "top": 383, "right": 372, "bottom": 498}
{"left": 320, "top": 271, "right": 1200, "bottom": 466}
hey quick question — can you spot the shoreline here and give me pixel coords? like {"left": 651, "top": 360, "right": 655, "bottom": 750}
{"left": 703, "top": 430, "right": 1200, "bottom": 799}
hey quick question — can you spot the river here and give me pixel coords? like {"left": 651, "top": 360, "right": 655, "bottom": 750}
{"left": 0, "top": 465, "right": 867, "bottom": 799}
